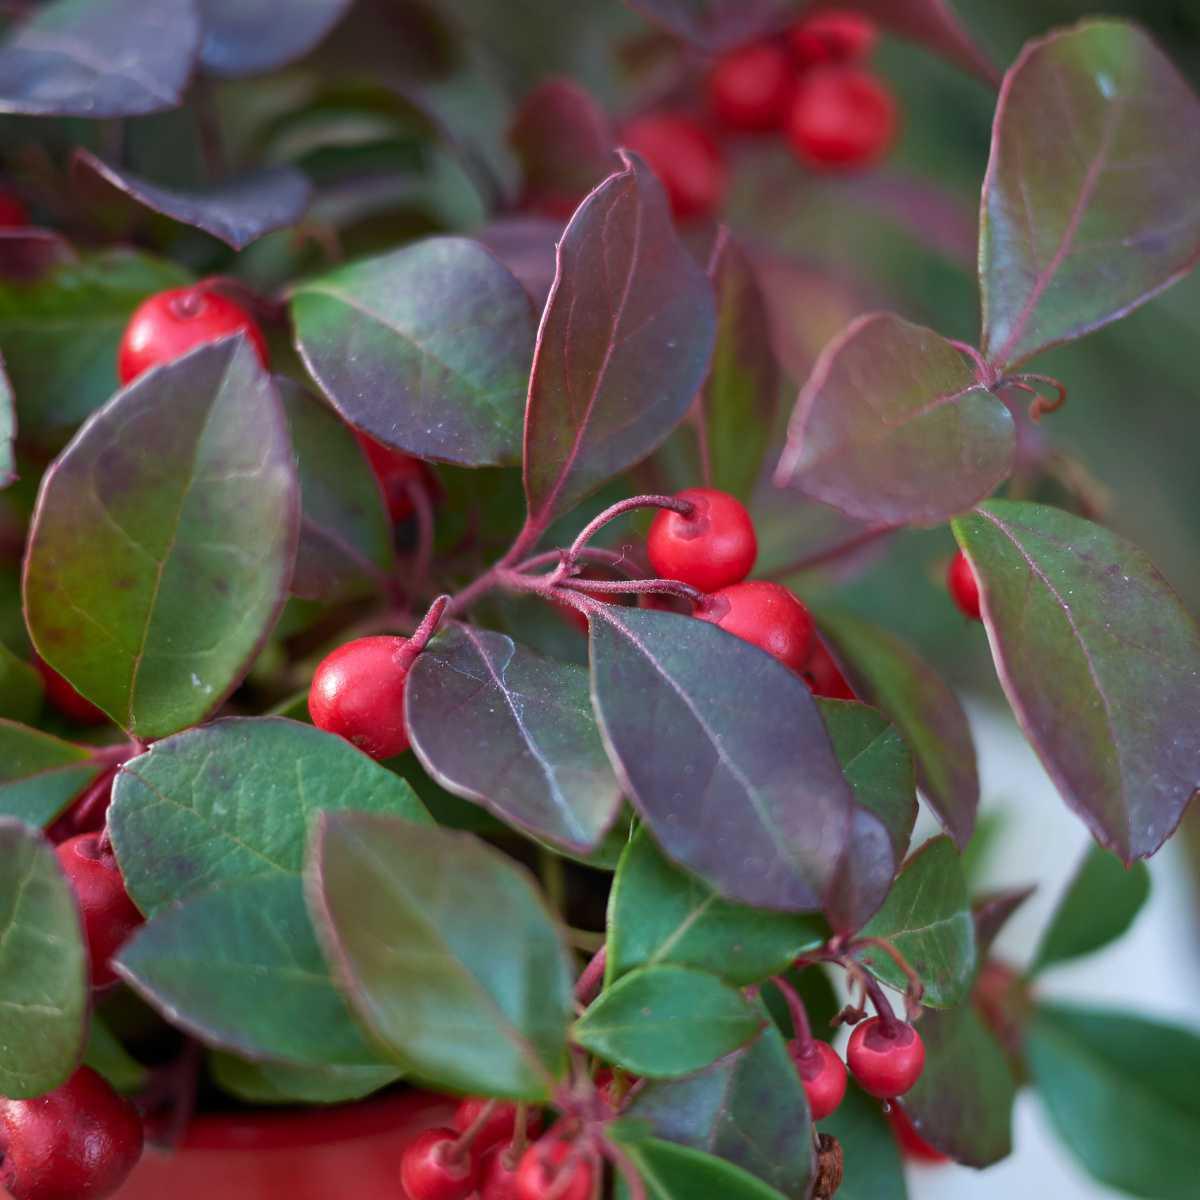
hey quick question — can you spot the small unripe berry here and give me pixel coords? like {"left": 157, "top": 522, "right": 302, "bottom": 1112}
{"left": 887, "top": 1102, "right": 948, "bottom": 1164}
{"left": 709, "top": 42, "right": 794, "bottom": 132}
{"left": 453, "top": 1098, "right": 543, "bottom": 1156}
{"left": 790, "top": 10, "right": 877, "bottom": 66}
{"left": 789, "top": 1039, "right": 847, "bottom": 1120}
{"left": 33, "top": 657, "right": 107, "bottom": 725}
{"left": 400, "top": 1127, "right": 480, "bottom": 1200}
{"left": 515, "top": 1137, "right": 594, "bottom": 1200}
{"left": 621, "top": 113, "right": 727, "bottom": 220}
{"left": 947, "top": 550, "right": 982, "bottom": 621}
{"left": 802, "top": 640, "right": 855, "bottom": 700}
{"left": 353, "top": 431, "right": 431, "bottom": 524}
{"left": 786, "top": 66, "right": 897, "bottom": 170}
{"left": 698, "top": 580, "right": 814, "bottom": 672}
{"left": 0, "top": 1066, "right": 144, "bottom": 1200}
{"left": 55, "top": 833, "right": 143, "bottom": 991}
{"left": 117, "top": 284, "right": 269, "bottom": 385}
{"left": 308, "top": 636, "right": 415, "bottom": 760}
{"left": 647, "top": 488, "right": 757, "bottom": 593}
{"left": 0, "top": 190, "right": 30, "bottom": 227}
{"left": 846, "top": 1017, "right": 925, "bottom": 1098}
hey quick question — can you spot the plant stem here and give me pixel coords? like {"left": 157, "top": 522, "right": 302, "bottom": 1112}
{"left": 574, "top": 945, "right": 607, "bottom": 1006}
{"left": 771, "top": 974, "right": 814, "bottom": 1050}
{"left": 764, "top": 525, "right": 893, "bottom": 580}
{"left": 565, "top": 495, "right": 693, "bottom": 566}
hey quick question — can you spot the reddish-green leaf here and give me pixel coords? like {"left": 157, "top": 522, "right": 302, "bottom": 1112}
{"left": 524, "top": 153, "right": 716, "bottom": 528}
{"left": 980, "top": 21, "right": 1200, "bottom": 370}
{"left": 24, "top": 338, "right": 299, "bottom": 739}
{"left": 0, "top": 646, "right": 42, "bottom": 724}
{"left": 953, "top": 500, "right": 1200, "bottom": 862}
{"left": 775, "top": 313, "right": 1014, "bottom": 527}
{"left": 623, "top": 0, "right": 787, "bottom": 54}
{"left": 0, "top": 721, "right": 101, "bottom": 829}
{"left": 198, "top": 0, "right": 352, "bottom": 77}
{"left": 0, "top": 354, "right": 12, "bottom": 488}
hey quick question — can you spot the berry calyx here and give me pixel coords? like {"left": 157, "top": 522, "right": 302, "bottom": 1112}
{"left": 308, "top": 636, "right": 415, "bottom": 760}
{"left": 803, "top": 640, "right": 855, "bottom": 700}
{"left": 515, "top": 1136, "right": 595, "bottom": 1200}
{"left": 479, "top": 1144, "right": 521, "bottom": 1200}
{"left": 0, "top": 1066, "right": 144, "bottom": 1200}
{"left": 698, "top": 580, "right": 814, "bottom": 671}
{"left": 886, "top": 1102, "right": 948, "bottom": 1164}
{"left": 621, "top": 113, "right": 727, "bottom": 220}
{"left": 709, "top": 42, "right": 794, "bottom": 132}
{"left": 354, "top": 430, "right": 431, "bottom": 524}
{"left": 32, "top": 657, "right": 108, "bottom": 725}
{"left": 453, "top": 1098, "right": 543, "bottom": 1156}
{"left": 55, "top": 833, "right": 144, "bottom": 991}
{"left": 647, "top": 488, "right": 757, "bottom": 593}
{"left": 116, "top": 284, "right": 269, "bottom": 385}
{"left": 788, "top": 1039, "right": 847, "bottom": 1120}
{"left": 947, "top": 549, "right": 982, "bottom": 621}
{"left": 786, "top": 66, "right": 897, "bottom": 170}
{"left": 0, "top": 190, "right": 29, "bottom": 227}
{"left": 400, "top": 1127, "right": 480, "bottom": 1200}
{"left": 846, "top": 1017, "right": 926, "bottom": 1098}
{"left": 789, "top": 10, "right": 877, "bottom": 66}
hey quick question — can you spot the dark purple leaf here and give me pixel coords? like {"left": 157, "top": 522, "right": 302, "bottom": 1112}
{"left": 589, "top": 606, "right": 859, "bottom": 913}
{"left": 775, "top": 313, "right": 1015, "bottom": 527}
{"left": 72, "top": 150, "right": 312, "bottom": 251}
{"left": 624, "top": 0, "right": 788, "bottom": 54}
{"left": 405, "top": 624, "right": 622, "bottom": 853}
{"left": 0, "top": 0, "right": 200, "bottom": 118}
{"left": 973, "top": 886, "right": 1035, "bottom": 960}
{"left": 980, "top": 21, "right": 1200, "bottom": 371}
{"left": 524, "top": 153, "right": 716, "bottom": 529}
{"left": 0, "top": 354, "right": 12, "bottom": 488}
{"left": 0, "top": 228, "right": 75, "bottom": 282}
{"left": 815, "top": 611, "right": 979, "bottom": 847}
{"left": 475, "top": 217, "right": 561, "bottom": 312}
{"left": 198, "top": 0, "right": 353, "bottom": 77}
{"left": 952, "top": 500, "right": 1200, "bottom": 862}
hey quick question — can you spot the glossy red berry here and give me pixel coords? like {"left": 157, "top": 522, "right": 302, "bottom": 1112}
{"left": 33, "top": 657, "right": 107, "bottom": 725}
{"left": 0, "top": 1066, "right": 144, "bottom": 1200}
{"left": 788, "top": 1039, "right": 847, "bottom": 1121}
{"left": 887, "top": 1102, "right": 948, "bottom": 1164}
{"left": 947, "top": 549, "right": 982, "bottom": 621}
{"left": 55, "top": 833, "right": 144, "bottom": 991}
{"left": 846, "top": 1018, "right": 926, "bottom": 1098}
{"left": 479, "top": 1144, "right": 521, "bottom": 1200}
{"left": 0, "top": 190, "right": 29, "bottom": 227}
{"left": 647, "top": 488, "right": 758, "bottom": 593}
{"left": 117, "top": 284, "right": 269, "bottom": 385}
{"left": 400, "top": 1127, "right": 480, "bottom": 1200}
{"left": 453, "top": 1099, "right": 543, "bottom": 1156}
{"left": 354, "top": 431, "right": 431, "bottom": 524}
{"left": 786, "top": 66, "right": 897, "bottom": 170}
{"left": 309, "top": 636, "right": 415, "bottom": 760}
{"left": 698, "top": 581, "right": 814, "bottom": 671}
{"left": 803, "top": 640, "right": 855, "bottom": 700}
{"left": 515, "top": 1137, "right": 594, "bottom": 1200}
{"left": 789, "top": 10, "right": 877, "bottom": 65}
{"left": 621, "top": 113, "right": 727, "bottom": 220}
{"left": 709, "top": 42, "right": 794, "bottom": 131}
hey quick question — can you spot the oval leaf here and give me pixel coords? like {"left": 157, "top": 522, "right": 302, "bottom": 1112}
{"left": 574, "top": 965, "right": 762, "bottom": 1078}
{"left": 406, "top": 624, "right": 622, "bottom": 853}
{"left": 953, "top": 500, "right": 1200, "bottom": 862}
{"left": 209, "top": 1052, "right": 399, "bottom": 1106}
{"left": 24, "top": 338, "right": 299, "bottom": 739}
{"left": 980, "top": 21, "right": 1200, "bottom": 370}
{"left": 198, "top": 0, "right": 352, "bottom": 77}
{"left": 306, "top": 811, "right": 574, "bottom": 1100}
{"left": 293, "top": 237, "right": 536, "bottom": 467}
{"left": 524, "top": 152, "right": 716, "bottom": 528}
{"left": 73, "top": 150, "right": 312, "bottom": 250}
{"left": 820, "top": 1084, "right": 906, "bottom": 1200}
{"left": 0, "top": 818, "right": 87, "bottom": 1098}
{"left": 0, "top": 0, "right": 200, "bottom": 117}
{"left": 589, "top": 607, "right": 856, "bottom": 913}
{"left": 0, "top": 642, "right": 43, "bottom": 723}
{"left": 0, "top": 721, "right": 101, "bottom": 828}
{"left": 613, "top": 1135, "right": 790, "bottom": 1200}
{"left": 774, "top": 313, "right": 1015, "bottom": 527}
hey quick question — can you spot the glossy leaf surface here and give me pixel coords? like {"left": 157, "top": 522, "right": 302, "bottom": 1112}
{"left": 198, "top": 0, "right": 352, "bottom": 76}
{"left": 0, "top": 721, "right": 102, "bottom": 828}
{"left": 0, "top": 644, "right": 42, "bottom": 724}
{"left": 209, "top": 1052, "right": 399, "bottom": 1106}
{"left": 614, "top": 1136, "right": 791, "bottom": 1200}
{"left": 821, "top": 1083, "right": 906, "bottom": 1200}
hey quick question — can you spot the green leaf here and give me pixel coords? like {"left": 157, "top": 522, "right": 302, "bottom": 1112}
{"left": 1032, "top": 845, "right": 1150, "bottom": 975}
{"left": 606, "top": 826, "right": 825, "bottom": 988}
{"left": 307, "top": 811, "right": 574, "bottom": 1100}
{"left": 110, "top": 716, "right": 430, "bottom": 916}
{"left": 821, "top": 1083, "right": 906, "bottom": 1200}
{"left": 0, "top": 250, "right": 191, "bottom": 450}
{"left": 0, "top": 818, "right": 88, "bottom": 1097}
{"left": 612, "top": 1136, "right": 790, "bottom": 1200}
{"left": 1028, "top": 1003, "right": 1200, "bottom": 1199}
{"left": 210, "top": 1051, "right": 400, "bottom": 1106}
{"left": 83, "top": 1017, "right": 149, "bottom": 1093}
{"left": 0, "top": 720, "right": 101, "bottom": 828}
{"left": 574, "top": 965, "right": 762, "bottom": 1078}
{"left": 0, "top": 642, "right": 43, "bottom": 723}
{"left": 857, "top": 836, "right": 976, "bottom": 1008}
{"left": 292, "top": 237, "right": 535, "bottom": 466}
{"left": 24, "top": 338, "right": 299, "bottom": 739}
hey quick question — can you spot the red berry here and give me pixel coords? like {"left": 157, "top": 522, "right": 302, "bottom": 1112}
{"left": 453, "top": 1099, "right": 543, "bottom": 1156}
{"left": 786, "top": 66, "right": 897, "bottom": 170}
{"left": 55, "top": 833, "right": 144, "bottom": 991}
{"left": 309, "top": 636, "right": 415, "bottom": 760}
{"left": 479, "top": 1144, "right": 521, "bottom": 1200}
{"left": 803, "top": 640, "right": 855, "bottom": 700}
{"left": 788, "top": 1039, "right": 847, "bottom": 1120}
{"left": 647, "top": 488, "right": 758, "bottom": 593}
{"left": 32, "top": 657, "right": 107, "bottom": 725}
{"left": 0, "top": 190, "right": 29, "bottom": 227}
{"left": 0, "top": 1066, "right": 144, "bottom": 1200}
{"left": 790, "top": 10, "right": 877, "bottom": 65}
{"left": 886, "top": 1102, "right": 948, "bottom": 1164}
{"left": 698, "top": 581, "right": 814, "bottom": 671}
{"left": 621, "top": 113, "right": 727, "bottom": 220}
{"left": 515, "top": 1137, "right": 594, "bottom": 1200}
{"left": 947, "top": 549, "right": 982, "bottom": 621}
{"left": 117, "top": 284, "right": 269, "bottom": 385}
{"left": 400, "top": 1127, "right": 480, "bottom": 1200}
{"left": 846, "top": 1017, "right": 925, "bottom": 1098}
{"left": 354, "top": 431, "right": 431, "bottom": 524}
{"left": 708, "top": 42, "right": 794, "bottom": 132}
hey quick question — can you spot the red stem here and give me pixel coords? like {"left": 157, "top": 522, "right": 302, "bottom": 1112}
{"left": 575, "top": 945, "right": 607, "bottom": 1006}
{"left": 447, "top": 1099, "right": 497, "bottom": 1164}
{"left": 557, "top": 576, "right": 705, "bottom": 605}
{"left": 863, "top": 975, "right": 901, "bottom": 1036}
{"left": 565, "top": 495, "right": 693, "bottom": 565}
{"left": 772, "top": 974, "right": 815, "bottom": 1052}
